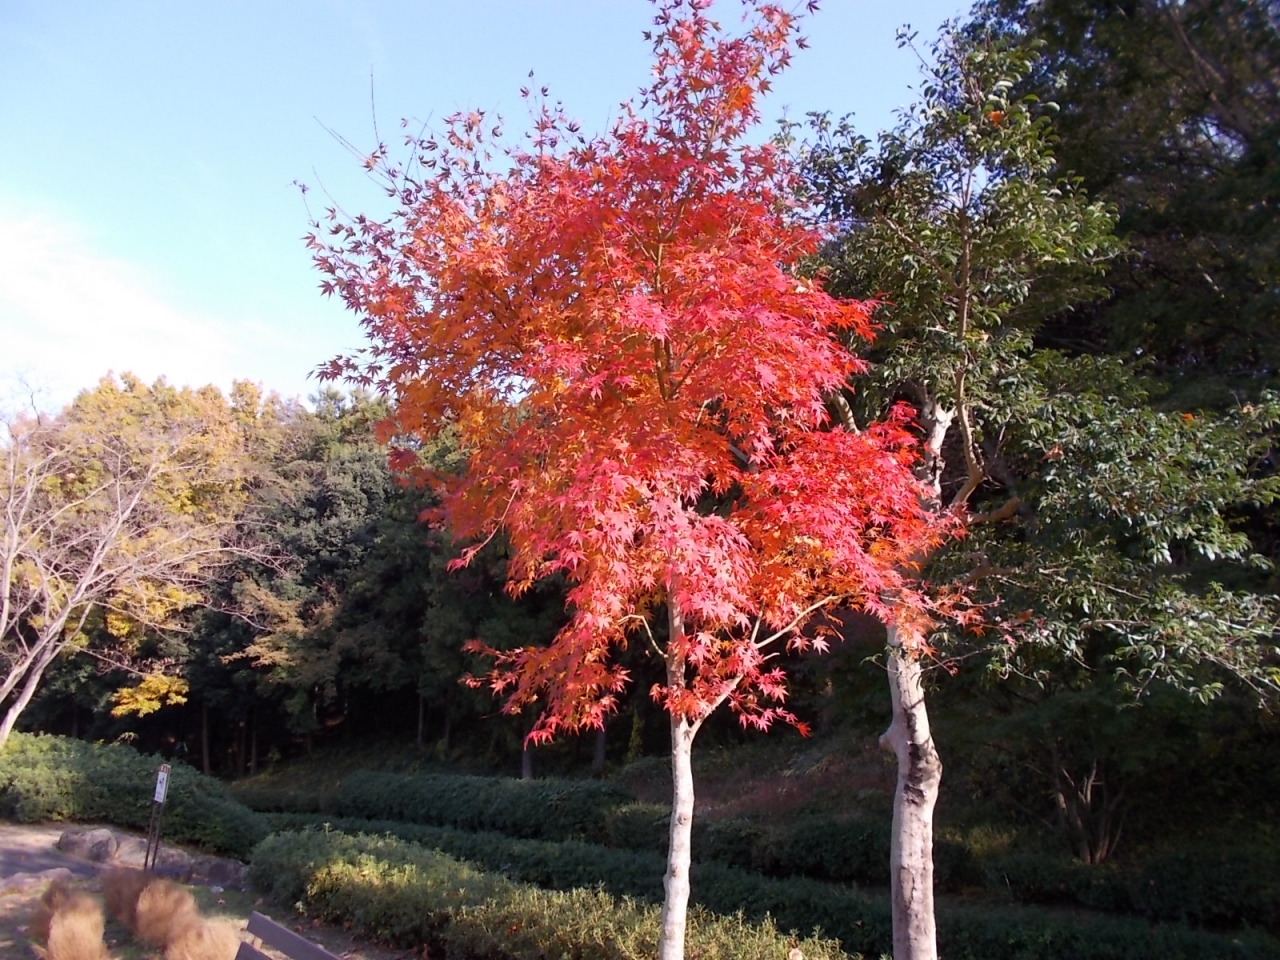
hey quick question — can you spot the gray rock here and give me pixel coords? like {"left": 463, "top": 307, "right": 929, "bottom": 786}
{"left": 151, "top": 845, "right": 194, "bottom": 881}
{"left": 112, "top": 834, "right": 149, "bottom": 867}
{"left": 57, "top": 827, "right": 118, "bottom": 862}
{"left": 0, "top": 866, "right": 73, "bottom": 896}
{"left": 190, "top": 854, "right": 248, "bottom": 891}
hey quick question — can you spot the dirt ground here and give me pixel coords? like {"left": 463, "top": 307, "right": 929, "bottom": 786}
{"left": 0, "top": 823, "right": 413, "bottom": 960}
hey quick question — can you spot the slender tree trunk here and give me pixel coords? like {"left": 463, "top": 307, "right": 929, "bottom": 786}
{"left": 659, "top": 710, "right": 697, "bottom": 960}
{"left": 658, "top": 601, "right": 696, "bottom": 960}
{"left": 416, "top": 692, "right": 425, "bottom": 750}
{"left": 0, "top": 640, "right": 61, "bottom": 749}
{"left": 521, "top": 741, "right": 534, "bottom": 780}
{"left": 881, "top": 625, "right": 942, "bottom": 960}
{"left": 201, "top": 701, "right": 211, "bottom": 776}
{"left": 591, "top": 723, "right": 608, "bottom": 778}
{"left": 249, "top": 709, "right": 258, "bottom": 776}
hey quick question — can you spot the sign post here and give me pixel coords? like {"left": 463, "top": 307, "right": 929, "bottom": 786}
{"left": 144, "top": 763, "right": 170, "bottom": 871}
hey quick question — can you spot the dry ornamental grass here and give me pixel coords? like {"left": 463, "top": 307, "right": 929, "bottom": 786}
{"left": 26, "top": 875, "right": 242, "bottom": 960}
{"left": 31, "top": 888, "right": 110, "bottom": 960}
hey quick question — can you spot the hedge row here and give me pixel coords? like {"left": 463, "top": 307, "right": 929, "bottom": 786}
{"left": 236, "top": 770, "right": 633, "bottom": 843}
{"left": 266, "top": 813, "right": 672, "bottom": 901}
{"left": 259, "top": 823, "right": 1280, "bottom": 959}
{"left": 238, "top": 769, "right": 1280, "bottom": 932}
{"left": 0, "top": 733, "right": 268, "bottom": 858}
{"left": 603, "top": 803, "right": 975, "bottom": 890}
{"left": 249, "top": 828, "right": 851, "bottom": 960}
{"left": 608, "top": 806, "right": 1280, "bottom": 931}
{"left": 984, "top": 843, "right": 1280, "bottom": 932}
{"left": 239, "top": 774, "right": 966, "bottom": 889}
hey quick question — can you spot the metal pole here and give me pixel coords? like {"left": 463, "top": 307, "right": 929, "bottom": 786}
{"left": 144, "top": 764, "right": 171, "bottom": 871}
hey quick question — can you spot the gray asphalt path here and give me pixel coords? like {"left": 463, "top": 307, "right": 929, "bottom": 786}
{"left": 0, "top": 824, "right": 101, "bottom": 885}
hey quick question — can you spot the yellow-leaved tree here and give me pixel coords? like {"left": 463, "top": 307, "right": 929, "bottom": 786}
{"left": 0, "top": 374, "right": 269, "bottom": 747}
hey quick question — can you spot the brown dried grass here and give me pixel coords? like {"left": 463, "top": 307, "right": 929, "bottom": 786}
{"left": 162, "top": 915, "right": 242, "bottom": 960}
{"left": 133, "top": 879, "right": 198, "bottom": 947}
{"left": 28, "top": 877, "right": 73, "bottom": 943}
{"left": 30, "top": 889, "right": 111, "bottom": 960}
{"left": 99, "top": 867, "right": 153, "bottom": 932}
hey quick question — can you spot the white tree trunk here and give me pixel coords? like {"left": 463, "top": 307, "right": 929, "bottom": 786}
{"left": 0, "top": 638, "right": 60, "bottom": 749}
{"left": 659, "top": 709, "right": 696, "bottom": 960}
{"left": 658, "top": 599, "right": 696, "bottom": 960}
{"left": 881, "top": 623, "right": 942, "bottom": 960}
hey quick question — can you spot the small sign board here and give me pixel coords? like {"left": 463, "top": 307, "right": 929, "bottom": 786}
{"left": 154, "top": 763, "right": 171, "bottom": 804}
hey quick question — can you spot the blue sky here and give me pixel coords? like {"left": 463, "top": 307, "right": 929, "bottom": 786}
{"left": 1, "top": 1, "right": 965, "bottom": 411}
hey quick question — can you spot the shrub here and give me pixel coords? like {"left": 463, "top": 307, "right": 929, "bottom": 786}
{"left": 600, "top": 802, "right": 669, "bottom": 852}
{"left": 264, "top": 813, "right": 670, "bottom": 901}
{"left": 979, "top": 847, "right": 1134, "bottom": 913}
{"left": 227, "top": 783, "right": 331, "bottom": 815}
{"left": 255, "top": 824, "right": 1279, "bottom": 960}
{"left": 249, "top": 829, "right": 851, "bottom": 960}
{"left": 330, "top": 770, "right": 633, "bottom": 841}
{"left": 600, "top": 803, "right": 973, "bottom": 890}
{"left": 1129, "top": 843, "right": 1280, "bottom": 931}
{"left": 0, "top": 733, "right": 268, "bottom": 858}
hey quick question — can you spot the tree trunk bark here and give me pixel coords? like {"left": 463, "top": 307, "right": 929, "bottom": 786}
{"left": 201, "top": 701, "right": 211, "bottom": 775}
{"left": 416, "top": 692, "right": 425, "bottom": 750}
{"left": 0, "top": 640, "right": 61, "bottom": 749}
{"left": 881, "top": 625, "right": 942, "bottom": 960}
{"left": 521, "top": 741, "right": 534, "bottom": 780}
{"left": 658, "top": 600, "right": 696, "bottom": 960}
{"left": 591, "top": 723, "right": 608, "bottom": 778}
{"left": 235, "top": 721, "right": 247, "bottom": 778}
{"left": 249, "top": 709, "right": 258, "bottom": 776}
{"left": 659, "top": 709, "right": 696, "bottom": 960}
{"left": 521, "top": 711, "right": 535, "bottom": 780}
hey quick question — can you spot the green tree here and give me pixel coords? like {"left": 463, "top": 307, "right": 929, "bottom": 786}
{"left": 975, "top": 0, "right": 1280, "bottom": 397}
{"left": 222, "top": 390, "right": 400, "bottom": 738}
{"left": 799, "top": 23, "right": 1278, "bottom": 959}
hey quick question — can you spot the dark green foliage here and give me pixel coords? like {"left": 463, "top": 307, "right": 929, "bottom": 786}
{"left": 266, "top": 769, "right": 1277, "bottom": 933}
{"left": 599, "top": 802, "right": 670, "bottom": 852}
{"left": 598, "top": 803, "right": 973, "bottom": 889}
{"left": 248, "top": 829, "right": 850, "bottom": 960}
{"left": 330, "top": 770, "right": 634, "bottom": 841}
{"left": 801, "top": 23, "right": 1279, "bottom": 705}
{"left": 935, "top": 904, "right": 1279, "bottom": 960}
{"left": 227, "top": 782, "right": 331, "bottom": 815}
{"left": 262, "top": 784, "right": 974, "bottom": 892}
{"left": 975, "top": 0, "right": 1280, "bottom": 391}
{"left": 252, "top": 828, "right": 1280, "bottom": 960}
{"left": 0, "top": 733, "right": 268, "bottom": 857}
{"left": 1129, "top": 842, "right": 1280, "bottom": 932}
{"left": 978, "top": 847, "right": 1134, "bottom": 913}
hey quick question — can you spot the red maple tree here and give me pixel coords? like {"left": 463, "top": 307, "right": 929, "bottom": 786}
{"left": 314, "top": 2, "right": 950, "bottom": 956}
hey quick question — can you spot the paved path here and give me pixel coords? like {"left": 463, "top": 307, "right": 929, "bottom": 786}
{"left": 0, "top": 824, "right": 99, "bottom": 886}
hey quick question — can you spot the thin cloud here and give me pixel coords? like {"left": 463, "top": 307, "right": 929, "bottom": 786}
{"left": 0, "top": 206, "right": 258, "bottom": 409}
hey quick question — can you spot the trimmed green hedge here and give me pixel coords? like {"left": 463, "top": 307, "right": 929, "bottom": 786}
{"left": 257, "top": 824, "right": 1280, "bottom": 959}
{"left": 228, "top": 782, "right": 331, "bottom": 815}
{"left": 330, "top": 770, "right": 634, "bottom": 842}
{"left": 1131, "top": 843, "right": 1280, "bottom": 931}
{"left": 235, "top": 770, "right": 636, "bottom": 842}
{"left": 239, "top": 770, "right": 1280, "bottom": 937}
{"left": 0, "top": 733, "right": 268, "bottom": 858}
{"left": 249, "top": 828, "right": 851, "bottom": 960}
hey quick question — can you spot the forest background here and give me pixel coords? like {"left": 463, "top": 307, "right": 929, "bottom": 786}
{"left": 2, "top": 0, "right": 1279, "bottom": 957}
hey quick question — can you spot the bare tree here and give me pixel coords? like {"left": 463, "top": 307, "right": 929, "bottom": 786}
{"left": 1, "top": 379, "right": 263, "bottom": 747}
